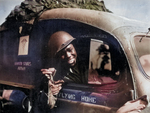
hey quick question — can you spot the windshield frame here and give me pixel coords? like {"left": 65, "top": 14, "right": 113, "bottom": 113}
{"left": 130, "top": 32, "right": 150, "bottom": 79}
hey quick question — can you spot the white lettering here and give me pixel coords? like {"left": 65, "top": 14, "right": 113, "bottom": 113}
{"left": 14, "top": 62, "right": 22, "bottom": 66}
{"left": 14, "top": 62, "right": 31, "bottom": 66}
{"left": 64, "top": 93, "right": 68, "bottom": 98}
{"left": 68, "top": 94, "right": 75, "bottom": 100}
{"left": 81, "top": 96, "right": 96, "bottom": 103}
{"left": 17, "top": 66, "right": 26, "bottom": 71}
{"left": 59, "top": 93, "right": 75, "bottom": 100}
{"left": 23, "top": 62, "right": 31, "bottom": 66}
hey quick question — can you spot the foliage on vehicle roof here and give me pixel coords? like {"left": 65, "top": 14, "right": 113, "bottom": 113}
{"left": 0, "top": 0, "right": 111, "bottom": 31}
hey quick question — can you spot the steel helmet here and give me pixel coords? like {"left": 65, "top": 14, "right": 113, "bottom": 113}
{"left": 48, "top": 31, "right": 75, "bottom": 58}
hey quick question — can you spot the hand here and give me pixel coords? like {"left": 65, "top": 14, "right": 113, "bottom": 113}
{"left": 41, "top": 68, "right": 56, "bottom": 79}
{"left": 46, "top": 79, "right": 64, "bottom": 109}
{"left": 116, "top": 96, "right": 148, "bottom": 113}
{"left": 41, "top": 68, "right": 64, "bottom": 95}
{"left": 49, "top": 80, "right": 64, "bottom": 95}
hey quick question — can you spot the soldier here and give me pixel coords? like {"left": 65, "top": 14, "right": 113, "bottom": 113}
{"left": 41, "top": 31, "right": 88, "bottom": 84}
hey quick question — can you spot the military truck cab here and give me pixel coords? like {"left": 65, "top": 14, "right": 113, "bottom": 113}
{"left": 0, "top": 8, "right": 150, "bottom": 113}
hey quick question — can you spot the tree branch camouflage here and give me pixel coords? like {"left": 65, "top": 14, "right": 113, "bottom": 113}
{"left": 0, "top": 0, "right": 111, "bottom": 30}
{"left": 7, "top": 0, "right": 111, "bottom": 21}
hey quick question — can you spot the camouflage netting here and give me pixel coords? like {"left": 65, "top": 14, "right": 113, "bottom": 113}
{"left": 0, "top": 0, "right": 111, "bottom": 31}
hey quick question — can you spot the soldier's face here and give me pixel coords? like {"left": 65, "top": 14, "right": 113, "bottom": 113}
{"left": 60, "top": 44, "right": 77, "bottom": 67}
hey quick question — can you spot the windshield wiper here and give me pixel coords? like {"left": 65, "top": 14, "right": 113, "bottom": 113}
{"left": 139, "top": 28, "right": 150, "bottom": 42}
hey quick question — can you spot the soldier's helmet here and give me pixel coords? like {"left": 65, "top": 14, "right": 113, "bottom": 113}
{"left": 48, "top": 31, "right": 75, "bottom": 58}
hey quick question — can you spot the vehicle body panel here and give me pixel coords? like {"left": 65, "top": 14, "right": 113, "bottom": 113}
{"left": 0, "top": 8, "right": 150, "bottom": 112}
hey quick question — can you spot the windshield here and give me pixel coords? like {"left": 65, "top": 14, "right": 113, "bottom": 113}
{"left": 134, "top": 35, "right": 150, "bottom": 76}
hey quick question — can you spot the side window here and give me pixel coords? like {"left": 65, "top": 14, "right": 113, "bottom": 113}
{"left": 30, "top": 19, "right": 134, "bottom": 108}
{"left": 88, "top": 39, "right": 117, "bottom": 85}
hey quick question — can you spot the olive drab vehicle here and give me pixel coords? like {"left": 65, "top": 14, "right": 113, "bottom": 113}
{"left": 0, "top": 2, "right": 150, "bottom": 113}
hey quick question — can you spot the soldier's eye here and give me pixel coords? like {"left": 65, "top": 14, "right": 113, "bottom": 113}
{"left": 66, "top": 48, "right": 72, "bottom": 52}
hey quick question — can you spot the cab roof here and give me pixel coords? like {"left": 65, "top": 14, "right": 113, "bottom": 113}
{"left": 38, "top": 8, "right": 149, "bottom": 35}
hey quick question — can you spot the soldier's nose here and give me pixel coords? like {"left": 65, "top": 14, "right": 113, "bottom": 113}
{"left": 66, "top": 52, "right": 71, "bottom": 58}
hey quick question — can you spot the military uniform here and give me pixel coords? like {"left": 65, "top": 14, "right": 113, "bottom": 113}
{"left": 63, "top": 58, "right": 88, "bottom": 84}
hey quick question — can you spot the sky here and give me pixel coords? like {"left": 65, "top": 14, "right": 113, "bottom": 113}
{"left": 0, "top": 0, "right": 150, "bottom": 25}
{"left": 104, "top": 0, "right": 150, "bottom": 23}
{"left": 0, "top": 0, "right": 22, "bottom": 25}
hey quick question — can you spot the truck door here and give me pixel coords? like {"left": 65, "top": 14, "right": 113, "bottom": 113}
{"left": 30, "top": 19, "right": 135, "bottom": 113}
